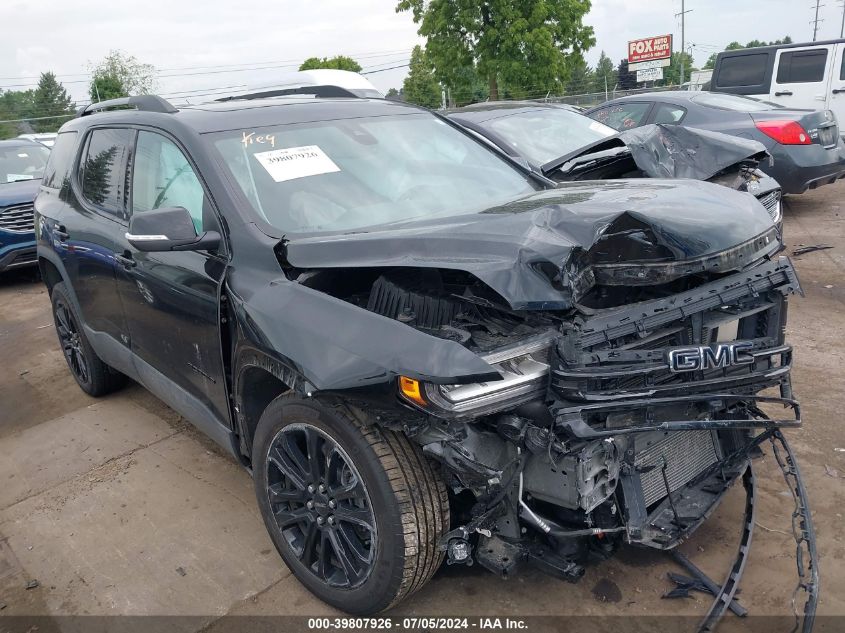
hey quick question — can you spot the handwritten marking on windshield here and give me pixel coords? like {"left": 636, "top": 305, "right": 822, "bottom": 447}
{"left": 242, "top": 131, "right": 276, "bottom": 148}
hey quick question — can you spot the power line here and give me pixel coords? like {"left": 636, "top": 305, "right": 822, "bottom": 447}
{"left": 361, "top": 63, "right": 410, "bottom": 75}
{"left": 0, "top": 48, "right": 414, "bottom": 82}
{"left": 0, "top": 112, "right": 76, "bottom": 125}
{"left": 1, "top": 57, "right": 406, "bottom": 91}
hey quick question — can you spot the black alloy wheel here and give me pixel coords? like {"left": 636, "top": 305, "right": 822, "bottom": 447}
{"left": 253, "top": 397, "right": 449, "bottom": 614}
{"left": 54, "top": 296, "right": 90, "bottom": 386}
{"left": 265, "top": 423, "right": 377, "bottom": 589}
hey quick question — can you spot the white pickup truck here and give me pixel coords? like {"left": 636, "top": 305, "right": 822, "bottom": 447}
{"left": 712, "top": 39, "right": 845, "bottom": 133}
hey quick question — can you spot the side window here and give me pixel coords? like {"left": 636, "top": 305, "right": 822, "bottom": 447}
{"left": 840, "top": 51, "right": 845, "bottom": 80}
{"left": 132, "top": 131, "right": 207, "bottom": 233}
{"left": 652, "top": 104, "right": 687, "bottom": 124}
{"left": 776, "top": 50, "right": 828, "bottom": 84}
{"left": 41, "top": 131, "right": 78, "bottom": 192}
{"left": 716, "top": 53, "right": 769, "bottom": 88}
{"left": 79, "top": 128, "right": 133, "bottom": 219}
{"left": 589, "top": 103, "right": 651, "bottom": 131}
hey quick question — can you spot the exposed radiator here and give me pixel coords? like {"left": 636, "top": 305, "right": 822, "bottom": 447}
{"left": 635, "top": 430, "right": 720, "bottom": 507}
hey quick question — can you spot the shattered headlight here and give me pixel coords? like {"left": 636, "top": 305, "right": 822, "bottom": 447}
{"left": 399, "top": 332, "right": 555, "bottom": 418}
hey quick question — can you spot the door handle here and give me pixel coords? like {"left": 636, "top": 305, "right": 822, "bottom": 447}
{"left": 114, "top": 253, "right": 136, "bottom": 269}
{"left": 833, "top": 88, "right": 845, "bottom": 94}
{"left": 774, "top": 90, "right": 793, "bottom": 96}
{"left": 54, "top": 225, "right": 69, "bottom": 241}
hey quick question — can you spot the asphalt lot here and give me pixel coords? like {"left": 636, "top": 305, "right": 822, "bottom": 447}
{"left": 1, "top": 182, "right": 844, "bottom": 630}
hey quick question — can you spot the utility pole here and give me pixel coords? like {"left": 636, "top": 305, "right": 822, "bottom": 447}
{"left": 675, "top": 0, "right": 693, "bottom": 87}
{"left": 840, "top": 0, "right": 844, "bottom": 37}
{"left": 811, "top": 0, "right": 824, "bottom": 41}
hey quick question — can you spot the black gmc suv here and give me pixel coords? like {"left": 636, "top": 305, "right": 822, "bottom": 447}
{"left": 35, "top": 94, "right": 817, "bottom": 620}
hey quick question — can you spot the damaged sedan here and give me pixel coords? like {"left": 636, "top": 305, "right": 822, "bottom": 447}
{"left": 448, "top": 101, "right": 784, "bottom": 228}
{"left": 35, "top": 94, "right": 817, "bottom": 626}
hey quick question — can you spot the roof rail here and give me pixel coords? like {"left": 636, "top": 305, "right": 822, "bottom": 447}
{"left": 216, "top": 85, "right": 359, "bottom": 102}
{"left": 78, "top": 95, "right": 178, "bottom": 117}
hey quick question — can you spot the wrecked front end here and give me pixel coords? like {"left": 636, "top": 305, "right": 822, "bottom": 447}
{"left": 274, "top": 183, "right": 817, "bottom": 629}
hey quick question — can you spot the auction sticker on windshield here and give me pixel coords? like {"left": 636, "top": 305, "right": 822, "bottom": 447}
{"left": 254, "top": 145, "right": 340, "bottom": 182}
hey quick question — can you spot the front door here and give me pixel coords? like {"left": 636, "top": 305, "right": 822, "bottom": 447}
{"left": 114, "top": 129, "right": 230, "bottom": 427}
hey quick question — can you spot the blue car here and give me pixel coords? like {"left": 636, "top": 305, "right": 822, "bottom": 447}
{"left": 1, "top": 139, "right": 51, "bottom": 272}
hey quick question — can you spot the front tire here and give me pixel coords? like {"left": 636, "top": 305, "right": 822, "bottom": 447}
{"left": 253, "top": 396, "right": 449, "bottom": 614}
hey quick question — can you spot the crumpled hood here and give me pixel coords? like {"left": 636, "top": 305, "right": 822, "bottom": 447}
{"left": 547, "top": 124, "right": 771, "bottom": 182}
{"left": 282, "top": 180, "right": 778, "bottom": 310}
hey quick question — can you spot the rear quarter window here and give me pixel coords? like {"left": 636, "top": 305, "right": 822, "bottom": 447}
{"left": 41, "top": 131, "right": 78, "bottom": 192}
{"left": 776, "top": 49, "right": 828, "bottom": 84}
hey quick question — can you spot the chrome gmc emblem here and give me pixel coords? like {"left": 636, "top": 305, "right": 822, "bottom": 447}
{"left": 667, "top": 341, "right": 754, "bottom": 373}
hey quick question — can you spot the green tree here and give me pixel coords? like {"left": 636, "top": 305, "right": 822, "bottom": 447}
{"left": 616, "top": 58, "right": 636, "bottom": 90}
{"left": 704, "top": 36, "right": 793, "bottom": 69}
{"left": 593, "top": 50, "right": 617, "bottom": 94}
{"left": 397, "top": 0, "right": 595, "bottom": 101}
{"left": 565, "top": 56, "right": 593, "bottom": 95}
{"left": 663, "top": 51, "right": 696, "bottom": 85}
{"left": 89, "top": 50, "right": 156, "bottom": 102}
{"left": 30, "top": 72, "right": 74, "bottom": 132}
{"left": 299, "top": 56, "right": 362, "bottom": 72}
{"left": 402, "top": 45, "right": 441, "bottom": 108}
{"left": 0, "top": 89, "right": 35, "bottom": 139}
{"left": 448, "top": 65, "right": 489, "bottom": 105}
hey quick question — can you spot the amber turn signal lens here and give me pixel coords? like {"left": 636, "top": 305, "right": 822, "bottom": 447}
{"left": 399, "top": 376, "right": 427, "bottom": 406}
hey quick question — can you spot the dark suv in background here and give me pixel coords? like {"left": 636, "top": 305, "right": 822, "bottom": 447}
{"left": 35, "top": 94, "right": 816, "bottom": 619}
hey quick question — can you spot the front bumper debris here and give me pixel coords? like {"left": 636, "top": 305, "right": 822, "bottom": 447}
{"left": 425, "top": 256, "right": 815, "bottom": 632}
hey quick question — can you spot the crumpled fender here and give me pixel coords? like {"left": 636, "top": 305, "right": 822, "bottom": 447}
{"left": 232, "top": 275, "right": 501, "bottom": 391}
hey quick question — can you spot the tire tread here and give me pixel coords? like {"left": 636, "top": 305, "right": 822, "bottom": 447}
{"left": 333, "top": 403, "right": 449, "bottom": 610}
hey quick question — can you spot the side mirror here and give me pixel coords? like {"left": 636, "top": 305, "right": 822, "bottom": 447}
{"left": 125, "top": 206, "right": 220, "bottom": 253}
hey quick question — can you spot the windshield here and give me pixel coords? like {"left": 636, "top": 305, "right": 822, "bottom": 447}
{"left": 691, "top": 92, "right": 781, "bottom": 112}
{"left": 211, "top": 113, "right": 537, "bottom": 234}
{"left": 0, "top": 144, "right": 51, "bottom": 185}
{"left": 479, "top": 108, "right": 616, "bottom": 166}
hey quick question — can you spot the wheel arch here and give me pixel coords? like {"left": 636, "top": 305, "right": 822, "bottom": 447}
{"left": 38, "top": 250, "right": 68, "bottom": 296}
{"left": 233, "top": 347, "right": 303, "bottom": 463}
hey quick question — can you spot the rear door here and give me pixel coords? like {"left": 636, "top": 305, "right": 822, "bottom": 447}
{"left": 830, "top": 44, "right": 845, "bottom": 134}
{"left": 114, "top": 128, "right": 230, "bottom": 428}
{"left": 770, "top": 45, "right": 834, "bottom": 110}
{"left": 62, "top": 127, "right": 134, "bottom": 348}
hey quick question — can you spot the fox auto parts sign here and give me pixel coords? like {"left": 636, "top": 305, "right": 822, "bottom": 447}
{"left": 628, "top": 35, "right": 672, "bottom": 64}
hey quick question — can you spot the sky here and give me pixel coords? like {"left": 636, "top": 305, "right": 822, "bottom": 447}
{"left": 1, "top": 0, "right": 842, "bottom": 110}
